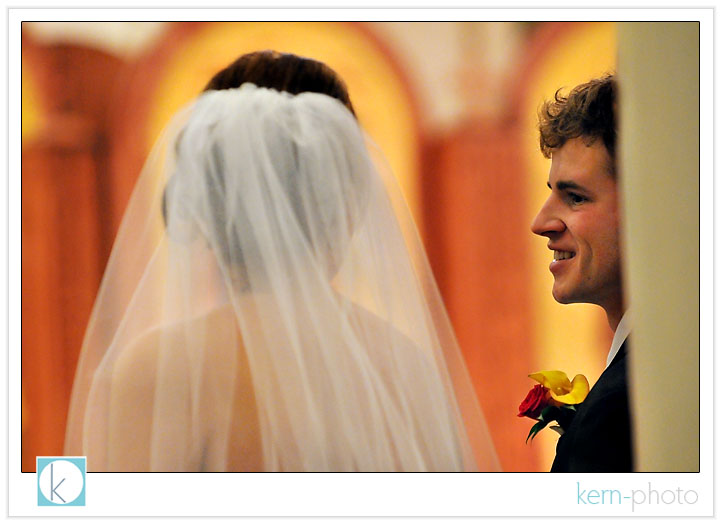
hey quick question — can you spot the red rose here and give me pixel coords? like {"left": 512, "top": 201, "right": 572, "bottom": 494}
{"left": 517, "top": 384, "right": 551, "bottom": 419}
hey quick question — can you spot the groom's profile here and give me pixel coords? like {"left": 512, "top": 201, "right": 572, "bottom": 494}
{"left": 531, "top": 74, "right": 633, "bottom": 472}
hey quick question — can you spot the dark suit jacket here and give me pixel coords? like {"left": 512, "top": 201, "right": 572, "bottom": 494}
{"left": 551, "top": 340, "right": 633, "bottom": 472}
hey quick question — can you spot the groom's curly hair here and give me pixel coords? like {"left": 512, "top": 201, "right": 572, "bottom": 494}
{"left": 538, "top": 73, "right": 617, "bottom": 176}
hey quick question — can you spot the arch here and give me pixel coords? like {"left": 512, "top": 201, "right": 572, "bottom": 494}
{"left": 108, "top": 22, "right": 423, "bottom": 237}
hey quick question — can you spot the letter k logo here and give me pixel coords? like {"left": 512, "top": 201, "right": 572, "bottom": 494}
{"left": 50, "top": 463, "right": 66, "bottom": 503}
{"left": 37, "top": 457, "right": 86, "bottom": 506}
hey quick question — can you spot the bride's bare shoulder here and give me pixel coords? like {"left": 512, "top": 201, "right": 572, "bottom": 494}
{"left": 342, "top": 299, "right": 430, "bottom": 362}
{"left": 106, "top": 303, "right": 240, "bottom": 470}
{"left": 112, "top": 303, "right": 239, "bottom": 390}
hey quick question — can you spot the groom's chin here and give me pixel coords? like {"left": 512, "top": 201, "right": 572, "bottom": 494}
{"left": 551, "top": 285, "right": 574, "bottom": 305}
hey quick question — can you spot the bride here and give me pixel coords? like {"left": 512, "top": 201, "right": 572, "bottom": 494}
{"left": 64, "top": 51, "right": 499, "bottom": 472}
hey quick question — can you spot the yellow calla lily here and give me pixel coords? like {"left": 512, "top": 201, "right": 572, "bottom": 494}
{"left": 528, "top": 371, "right": 590, "bottom": 405}
{"left": 552, "top": 374, "right": 590, "bottom": 404}
{"left": 529, "top": 370, "right": 570, "bottom": 395}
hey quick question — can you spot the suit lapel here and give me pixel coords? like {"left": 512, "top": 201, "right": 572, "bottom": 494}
{"left": 551, "top": 337, "right": 629, "bottom": 472}
{"left": 609, "top": 339, "right": 628, "bottom": 367}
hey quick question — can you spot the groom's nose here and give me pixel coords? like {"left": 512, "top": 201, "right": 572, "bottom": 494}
{"left": 531, "top": 197, "right": 565, "bottom": 237}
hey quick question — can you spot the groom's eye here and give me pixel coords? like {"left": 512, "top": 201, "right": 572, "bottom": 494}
{"left": 567, "top": 192, "right": 587, "bottom": 205}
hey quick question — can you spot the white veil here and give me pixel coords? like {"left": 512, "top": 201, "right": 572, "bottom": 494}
{"left": 64, "top": 84, "right": 499, "bottom": 472}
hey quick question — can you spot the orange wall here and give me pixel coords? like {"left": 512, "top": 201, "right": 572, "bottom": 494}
{"left": 21, "top": 36, "right": 123, "bottom": 472}
{"left": 422, "top": 121, "right": 540, "bottom": 470}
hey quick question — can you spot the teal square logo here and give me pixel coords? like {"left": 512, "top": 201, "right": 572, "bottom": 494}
{"left": 37, "top": 457, "right": 86, "bottom": 506}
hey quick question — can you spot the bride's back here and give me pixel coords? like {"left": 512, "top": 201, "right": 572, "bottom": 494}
{"left": 108, "top": 295, "right": 464, "bottom": 472}
{"left": 106, "top": 302, "right": 259, "bottom": 471}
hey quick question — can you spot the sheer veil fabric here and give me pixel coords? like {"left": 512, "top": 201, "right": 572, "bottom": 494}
{"left": 64, "top": 84, "right": 500, "bottom": 472}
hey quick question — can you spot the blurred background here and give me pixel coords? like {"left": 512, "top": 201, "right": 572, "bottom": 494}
{"left": 20, "top": 21, "right": 699, "bottom": 473}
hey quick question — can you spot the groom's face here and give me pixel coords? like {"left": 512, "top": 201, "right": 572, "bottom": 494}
{"left": 530, "top": 138, "right": 622, "bottom": 312}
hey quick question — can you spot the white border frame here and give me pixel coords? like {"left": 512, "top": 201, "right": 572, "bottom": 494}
{"left": 7, "top": 8, "right": 714, "bottom": 518}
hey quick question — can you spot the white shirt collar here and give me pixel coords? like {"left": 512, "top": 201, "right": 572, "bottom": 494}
{"left": 606, "top": 310, "right": 631, "bottom": 368}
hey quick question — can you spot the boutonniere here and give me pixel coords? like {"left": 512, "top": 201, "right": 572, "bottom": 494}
{"left": 517, "top": 370, "right": 590, "bottom": 443}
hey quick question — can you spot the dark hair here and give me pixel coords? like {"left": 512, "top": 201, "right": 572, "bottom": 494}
{"left": 164, "top": 51, "right": 357, "bottom": 229}
{"left": 203, "top": 50, "right": 355, "bottom": 116}
{"left": 538, "top": 74, "right": 617, "bottom": 173}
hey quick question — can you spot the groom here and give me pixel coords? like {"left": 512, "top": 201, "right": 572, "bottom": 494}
{"left": 530, "top": 74, "right": 633, "bottom": 472}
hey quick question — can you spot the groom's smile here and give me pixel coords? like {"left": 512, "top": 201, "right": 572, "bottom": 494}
{"left": 549, "top": 249, "right": 576, "bottom": 274}
{"left": 531, "top": 138, "right": 622, "bottom": 317}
